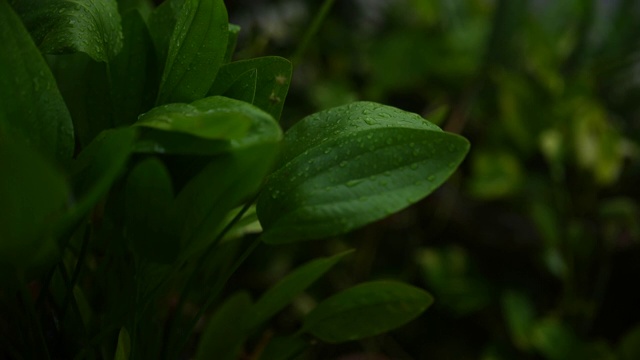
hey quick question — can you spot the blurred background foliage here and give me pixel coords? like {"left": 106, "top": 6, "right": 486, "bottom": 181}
{"left": 224, "top": 0, "right": 640, "bottom": 358}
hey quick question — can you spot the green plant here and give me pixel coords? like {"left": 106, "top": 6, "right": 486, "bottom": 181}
{"left": 0, "top": 0, "right": 469, "bottom": 358}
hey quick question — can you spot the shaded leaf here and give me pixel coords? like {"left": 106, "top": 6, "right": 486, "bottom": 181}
{"left": 0, "top": 135, "right": 69, "bottom": 270}
{"left": 10, "top": 0, "right": 123, "bottom": 62}
{"left": 209, "top": 56, "right": 292, "bottom": 120}
{"left": 66, "top": 128, "right": 136, "bottom": 222}
{"left": 124, "top": 157, "right": 178, "bottom": 263}
{"left": 174, "top": 141, "right": 280, "bottom": 261}
{"left": 195, "top": 292, "right": 252, "bottom": 360}
{"left": 0, "top": 0, "right": 74, "bottom": 163}
{"left": 110, "top": 10, "right": 158, "bottom": 127}
{"left": 114, "top": 327, "right": 131, "bottom": 360}
{"left": 303, "top": 281, "right": 433, "bottom": 343}
{"left": 246, "top": 250, "right": 354, "bottom": 330}
{"left": 257, "top": 102, "right": 469, "bottom": 244}
{"left": 157, "top": 0, "right": 229, "bottom": 104}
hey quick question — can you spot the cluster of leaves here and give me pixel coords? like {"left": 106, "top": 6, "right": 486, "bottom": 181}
{"left": 251, "top": 0, "right": 640, "bottom": 358}
{"left": 0, "top": 0, "right": 469, "bottom": 359}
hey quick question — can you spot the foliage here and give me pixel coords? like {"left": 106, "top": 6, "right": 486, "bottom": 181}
{"left": 0, "top": 0, "right": 469, "bottom": 359}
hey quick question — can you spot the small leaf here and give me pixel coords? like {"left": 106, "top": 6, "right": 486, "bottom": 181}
{"left": 302, "top": 281, "right": 433, "bottom": 343}
{"left": 257, "top": 102, "right": 469, "bottom": 244}
{"left": 157, "top": 0, "right": 229, "bottom": 104}
{"left": 135, "top": 96, "right": 281, "bottom": 155}
{"left": 502, "top": 290, "right": 536, "bottom": 350}
{"left": 246, "top": 250, "right": 354, "bottom": 330}
{"left": 223, "top": 23, "right": 241, "bottom": 63}
{"left": 124, "top": 158, "right": 177, "bottom": 263}
{"left": 136, "top": 96, "right": 253, "bottom": 140}
{"left": 0, "top": 135, "right": 69, "bottom": 271}
{"left": 114, "top": 327, "right": 131, "bottom": 360}
{"left": 10, "top": 0, "right": 123, "bottom": 62}
{"left": 195, "top": 292, "right": 252, "bottom": 360}
{"left": 0, "top": 0, "right": 74, "bottom": 163}
{"left": 209, "top": 56, "right": 292, "bottom": 120}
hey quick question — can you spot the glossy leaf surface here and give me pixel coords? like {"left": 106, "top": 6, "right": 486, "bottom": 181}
{"left": 0, "top": 0, "right": 74, "bottom": 163}
{"left": 257, "top": 102, "right": 469, "bottom": 244}
{"left": 9, "top": 0, "right": 123, "bottom": 62}
{"left": 246, "top": 250, "right": 353, "bottom": 330}
{"left": 209, "top": 56, "right": 292, "bottom": 120}
{"left": 0, "top": 136, "right": 69, "bottom": 270}
{"left": 135, "top": 96, "right": 281, "bottom": 155}
{"left": 157, "top": 0, "right": 229, "bottom": 104}
{"left": 194, "top": 292, "right": 252, "bottom": 360}
{"left": 302, "top": 281, "right": 433, "bottom": 343}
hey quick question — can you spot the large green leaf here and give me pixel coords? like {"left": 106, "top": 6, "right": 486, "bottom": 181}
{"left": 302, "top": 281, "right": 433, "bottom": 343}
{"left": 147, "top": 0, "right": 181, "bottom": 71}
{"left": 134, "top": 96, "right": 281, "bottom": 155}
{"left": 0, "top": 0, "right": 74, "bottom": 163}
{"left": 194, "top": 292, "right": 252, "bottom": 360}
{"left": 0, "top": 135, "right": 69, "bottom": 270}
{"left": 257, "top": 102, "right": 469, "bottom": 244}
{"left": 245, "top": 250, "right": 354, "bottom": 330}
{"left": 173, "top": 141, "right": 280, "bottom": 261}
{"left": 209, "top": 56, "right": 292, "bottom": 120}
{"left": 124, "top": 157, "right": 177, "bottom": 263}
{"left": 156, "top": 0, "right": 229, "bottom": 104}
{"left": 9, "top": 0, "right": 123, "bottom": 62}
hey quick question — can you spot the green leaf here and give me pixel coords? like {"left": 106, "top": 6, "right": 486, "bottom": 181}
{"left": 223, "top": 23, "right": 241, "bottom": 63}
{"left": 136, "top": 96, "right": 253, "bottom": 140}
{"left": 110, "top": 10, "right": 158, "bottom": 127}
{"left": 134, "top": 96, "right": 281, "bottom": 155}
{"left": 0, "top": 135, "right": 69, "bottom": 270}
{"left": 0, "top": 0, "right": 74, "bottom": 163}
{"left": 147, "top": 0, "right": 180, "bottom": 70}
{"left": 157, "top": 0, "right": 229, "bottom": 104}
{"left": 124, "top": 157, "right": 177, "bottom": 263}
{"left": 66, "top": 128, "right": 136, "bottom": 222}
{"left": 194, "top": 292, "right": 252, "bottom": 360}
{"left": 257, "top": 102, "right": 469, "bottom": 244}
{"left": 9, "top": 0, "right": 123, "bottom": 62}
{"left": 209, "top": 56, "right": 292, "bottom": 120}
{"left": 246, "top": 250, "right": 354, "bottom": 330}
{"left": 502, "top": 291, "right": 536, "bottom": 350}
{"left": 114, "top": 327, "right": 131, "bottom": 360}
{"left": 223, "top": 68, "right": 258, "bottom": 104}
{"left": 302, "top": 281, "right": 433, "bottom": 343}
{"left": 174, "top": 141, "right": 280, "bottom": 261}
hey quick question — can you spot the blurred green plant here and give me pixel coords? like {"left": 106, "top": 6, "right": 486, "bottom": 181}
{"left": 236, "top": 0, "right": 640, "bottom": 358}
